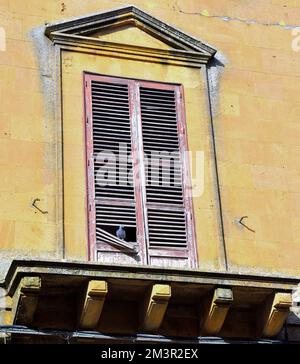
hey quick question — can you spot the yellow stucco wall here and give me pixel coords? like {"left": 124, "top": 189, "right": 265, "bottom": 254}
{"left": 0, "top": 0, "right": 299, "bottom": 278}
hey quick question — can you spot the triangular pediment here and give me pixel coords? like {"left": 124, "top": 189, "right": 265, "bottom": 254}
{"left": 93, "top": 24, "right": 172, "bottom": 50}
{"left": 45, "top": 5, "right": 216, "bottom": 60}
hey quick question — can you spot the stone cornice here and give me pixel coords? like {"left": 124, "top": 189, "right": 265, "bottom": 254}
{"left": 3, "top": 259, "right": 300, "bottom": 296}
{"left": 45, "top": 5, "right": 216, "bottom": 64}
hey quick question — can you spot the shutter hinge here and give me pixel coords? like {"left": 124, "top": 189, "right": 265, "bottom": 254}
{"left": 85, "top": 81, "right": 88, "bottom": 87}
{"left": 86, "top": 116, "right": 89, "bottom": 124}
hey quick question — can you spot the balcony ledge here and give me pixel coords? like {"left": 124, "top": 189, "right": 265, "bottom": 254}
{"left": 1, "top": 259, "right": 298, "bottom": 341}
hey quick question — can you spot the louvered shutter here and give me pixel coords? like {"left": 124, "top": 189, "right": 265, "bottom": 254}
{"left": 85, "top": 75, "right": 147, "bottom": 265}
{"left": 138, "top": 83, "right": 197, "bottom": 269}
{"left": 85, "top": 74, "right": 197, "bottom": 268}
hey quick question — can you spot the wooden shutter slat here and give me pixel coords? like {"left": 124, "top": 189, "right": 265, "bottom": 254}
{"left": 148, "top": 185, "right": 182, "bottom": 194}
{"left": 141, "top": 109, "right": 178, "bottom": 116}
{"left": 141, "top": 104, "right": 177, "bottom": 111}
{"left": 143, "top": 136, "right": 179, "bottom": 143}
{"left": 140, "top": 95, "right": 176, "bottom": 101}
{"left": 92, "top": 93, "right": 129, "bottom": 101}
{"left": 93, "top": 127, "right": 130, "bottom": 134}
{"left": 96, "top": 205, "right": 136, "bottom": 227}
{"left": 92, "top": 103, "right": 130, "bottom": 110}
{"left": 92, "top": 88, "right": 129, "bottom": 95}
{"left": 96, "top": 227, "right": 137, "bottom": 252}
{"left": 143, "top": 122, "right": 179, "bottom": 129}
{"left": 144, "top": 192, "right": 182, "bottom": 198}
{"left": 140, "top": 90, "right": 175, "bottom": 97}
{"left": 149, "top": 207, "right": 184, "bottom": 216}
{"left": 141, "top": 115, "right": 177, "bottom": 121}
{"left": 140, "top": 87, "right": 175, "bottom": 94}
{"left": 93, "top": 130, "right": 131, "bottom": 137}
{"left": 93, "top": 110, "right": 130, "bottom": 116}
{"left": 93, "top": 113, "right": 130, "bottom": 119}
{"left": 140, "top": 109, "right": 178, "bottom": 116}
{"left": 93, "top": 126, "right": 130, "bottom": 132}
{"left": 91, "top": 82, "right": 128, "bottom": 90}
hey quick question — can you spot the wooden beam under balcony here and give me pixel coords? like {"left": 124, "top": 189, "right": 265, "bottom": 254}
{"left": 78, "top": 280, "right": 108, "bottom": 330}
{"left": 140, "top": 284, "right": 171, "bottom": 332}
{"left": 200, "top": 287, "right": 233, "bottom": 335}
{"left": 12, "top": 276, "right": 41, "bottom": 326}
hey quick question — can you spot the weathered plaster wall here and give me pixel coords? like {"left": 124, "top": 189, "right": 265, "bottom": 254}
{"left": 0, "top": 0, "right": 300, "bottom": 279}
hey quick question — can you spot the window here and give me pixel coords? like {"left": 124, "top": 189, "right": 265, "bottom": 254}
{"left": 84, "top": 73, "right": 197, "bottom": 269}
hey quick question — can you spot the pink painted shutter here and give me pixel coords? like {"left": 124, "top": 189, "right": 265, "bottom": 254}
{"left": 137, "top": 82, "right": 198, "bottom": 269}
{"left": 84, "top": 74, "right": 146, "bottom": 265}
{"left": 85, "top": 74, "right": 197, "bottom": 269}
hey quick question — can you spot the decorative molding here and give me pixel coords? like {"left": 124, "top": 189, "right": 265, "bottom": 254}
{"left": 45, "top": 5, "right": 216, "bottom": 65}
{"left": 78, "top": 280, "right": 108, "bottom": 329}
{"left": 51, "top": 33, "right": 209, "bottom": 67}
{"left": 12, "top": 276, "right": 41, "bottom": 326}
{"left": 4, "top": 260, "right": 300, "bottom": 297}
{"left": 140, "top": 284, "right": 171, "bottom": 332}
{"left": 200, "top": 287, "right": 233, "bottom": 335}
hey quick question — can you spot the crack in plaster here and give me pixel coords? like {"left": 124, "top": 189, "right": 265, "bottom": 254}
{"left": 177, "top": 5, "right": 300, "bottom": 30}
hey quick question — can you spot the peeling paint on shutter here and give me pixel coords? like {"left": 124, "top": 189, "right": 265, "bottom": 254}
{"left": 85, "top": 74, "right": 146, "bottom": 265}
{"left": 85, "top": 74, "right": 197, "bottom": 268}
{"left": 138, "top": 83, "right": 197, "bottom": 269}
